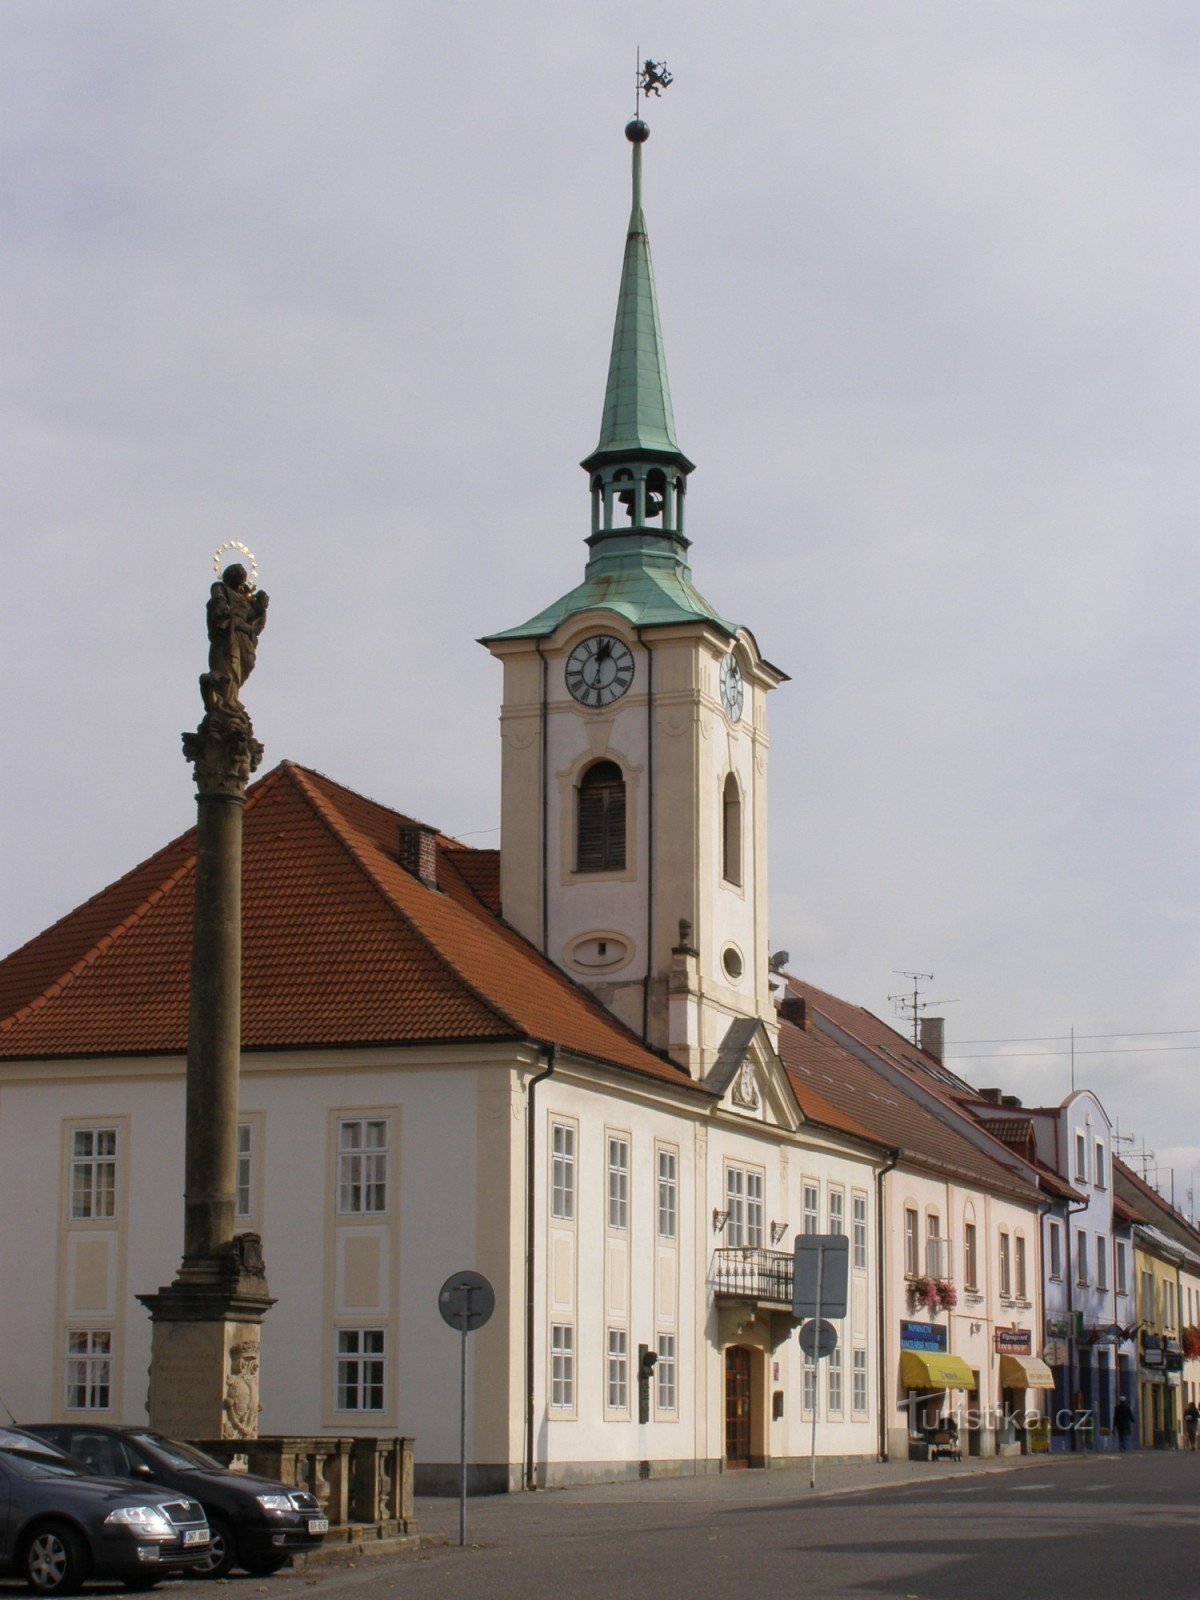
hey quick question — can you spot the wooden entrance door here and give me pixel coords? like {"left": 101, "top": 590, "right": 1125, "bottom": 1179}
{"left": 725, "top": 1346, "right": 752, "bottom": 1467}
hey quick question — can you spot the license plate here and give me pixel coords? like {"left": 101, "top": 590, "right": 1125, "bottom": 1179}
{"left": 183, "top": 1529, "right": 210, "bottom": 1546}
{"left": 307, "top": 1518, "right": 329, "bottom": 1535}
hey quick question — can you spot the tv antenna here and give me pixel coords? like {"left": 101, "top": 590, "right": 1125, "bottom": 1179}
{"left": 888, "top": 970, "right": 958, "bottom": 1048}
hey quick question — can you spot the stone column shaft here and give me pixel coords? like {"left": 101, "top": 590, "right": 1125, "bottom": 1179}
{"left": 184, "top": 790, "right": 244, "bottom": 1263}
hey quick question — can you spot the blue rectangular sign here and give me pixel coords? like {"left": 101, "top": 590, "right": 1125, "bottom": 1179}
{"left": 899, "top": 1320, "right": 948, "bottom": 1353}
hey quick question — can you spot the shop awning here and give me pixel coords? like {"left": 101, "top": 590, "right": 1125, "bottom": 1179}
{"left": 900, "top": 1351, "right": 977, "bottom": 1390}
{"left": 999, "top": 1354, "right": 1055, "bottom": 1390}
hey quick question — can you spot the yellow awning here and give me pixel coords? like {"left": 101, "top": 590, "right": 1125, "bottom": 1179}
{"left": 900, "top": 1351, "right": 977, "bottom": 1390}
{"left": 999, "top": 1354, "right": 1055, "bottom": 1390}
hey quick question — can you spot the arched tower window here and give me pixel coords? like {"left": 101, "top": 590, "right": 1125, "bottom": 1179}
{"left": 577, "top": 761, "right": 626, "bottom": 872}
{"left": 722, "top": 773, "right": 742, "bottom": 886}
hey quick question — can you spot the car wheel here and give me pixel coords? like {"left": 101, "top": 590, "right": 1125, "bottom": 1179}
{"left": 23, "top": 1522, "right": 88, "bottom": 1597}
{"left": 242, "top": 1555, "right": 289, "bottom": 1577}
{"left": 193, "top": 1513, "right": 237, "bottom": 1580}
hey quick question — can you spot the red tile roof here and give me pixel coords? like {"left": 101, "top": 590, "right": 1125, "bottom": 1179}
{"left": 1114, "top": 1158, "right": 1200, "bottom": 1250}
{"left": 0, "top": 762, "right": 701, "bottom": 1091}
{"left": 779, "top": 1007, "right": 1039, "bottom": 1201}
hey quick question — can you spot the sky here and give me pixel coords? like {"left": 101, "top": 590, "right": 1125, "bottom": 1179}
{"left": 2, "top": 3, "right": 1197, "bottom": 1210}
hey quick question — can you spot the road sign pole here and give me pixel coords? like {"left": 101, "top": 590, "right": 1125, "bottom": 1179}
{"left": 810, "top": 1245, "right": 824, "bottom": 1490}
{"left": 459, "top": 1287, "right": 471, "bottom": 1547}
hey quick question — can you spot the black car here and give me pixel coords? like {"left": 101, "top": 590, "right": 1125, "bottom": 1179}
{"left": 0, "top": 1428, "right": 210, "bottom": 1594}
{"left": 24, "top": 1428, "right": 327, "bottom": 1579}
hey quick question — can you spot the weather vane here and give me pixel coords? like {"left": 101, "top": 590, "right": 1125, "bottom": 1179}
{"left": 639, "top": 57, "right": 673, "bottom": 99}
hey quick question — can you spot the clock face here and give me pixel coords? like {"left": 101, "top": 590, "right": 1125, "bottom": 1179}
{"left": 720, "top": 653, "right": 744, "bottom": 722}
{"left": 565, "top": 634, "right": 635, "bottom": 708}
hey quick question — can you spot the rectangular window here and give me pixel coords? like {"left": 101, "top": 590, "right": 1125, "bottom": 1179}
{"left": 1094, "top": 1141, "right": 1106, "bottom": 1189}
{"left": 803, "top": 1183, "right": 819, "bottom": 1236}
{"left": 235, "top": 1121, "right": 253, "bottom": 1220}
{"left": 1075, "top": 1132, "right": 1087, "bottom": 1182}
{"left": 70, "top": 1128, "right": 117, "bottom": 1220}
{"left": 65, "top": 1330, "right": 111, "bottom": 1410}
{"left": 853, "top": 1194, "right": 868, "bottom": 1271}
{"left": 746, "top": 1171, "right": 764, "bottom": 1248}
{"left": 1077, "top": 1230, "right": 1089, "bottom": 1285}
{"left": 606, "top": 1328, "right": 628, "bottom": 1411}
{"left": 1140, "top": 1270, "right": 1154, "bottom": 1322}
{"left": 335, "top": 1329, "right": 385, "bottom": 1411}
{"left": 828, "top": 1346, "right": 843, "bottom": 1414}
{"left": 1115, "top": 1242, "right": 1129, "bottom": 1295}
{"left": 1049, "top": 1221, "right": 1063, "bottom": 1280}
{"left": 803, "top": 1353, "right": 817, "bottom": 1417}
{"left": 1015, "top": 1235, "right": 1027, "bottom": 1299}
{"left": 852, "top": 1348, "right": 868, "bottom": 1415}
{"left": 828, "top": 1189, "right": 845, "bottom": 1237}
{"left": 656, "top": 1147, "right": 678, "bottom": 1239}
{"left": 550, "top": 1324, "right": 574, "bottom": 1409}
{"left": 656, "top": 1333, "right": 677, "bottom": 1412}
{"left": 926, "top": 1214, "right": 949, "bottom": 1278}
{"left": 904, "top": 1208, "right": 919, "bottom": 1277}
{"left": 1096, "top": 1234, "right": 1108, "bottom": 1293}
{"left": 337, "top": 1119, "right": 388, "bottom": 1214}
{"left": 964, "top": 1222, "right": 978, "bottom": 1290}
{"left": 726, "top": 1167, "right": 745, "bottom": 1246}
{"left": 999, "top": 1231, "right": 1012, "bottom": 1297}
{"left": 551, "top": 1123, "right": 575, "bottom": 1221}
{"left": 607, "top": 1136, "right": 629, "bottom": 1230}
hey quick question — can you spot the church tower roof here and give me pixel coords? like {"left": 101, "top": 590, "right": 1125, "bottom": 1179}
{"left": 585, "top": 119, "right": 687, "bottom": 467}
{"left": 486, "top": 118, "right": 735, "bottom": 644}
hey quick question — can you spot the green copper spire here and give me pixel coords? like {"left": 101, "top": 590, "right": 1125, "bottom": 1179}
{"left": 590, "top": 122, "right": 682, "bottom": 460}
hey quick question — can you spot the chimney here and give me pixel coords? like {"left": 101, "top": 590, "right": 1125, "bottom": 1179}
{"left": 979, "top": 1087, "right": 1003, "bottom": 1105}
{"left": 398, "top": 824, "right": 438, "bottom": 890}
{"left": 919, "top": 1016, "right": 945, "bottom": 1063}
{"left": 1001, "top": 1094, "right": 1023, "bottom": 1109}
{"left": 779, "top": 995, "right": 807, "bottom": 1030}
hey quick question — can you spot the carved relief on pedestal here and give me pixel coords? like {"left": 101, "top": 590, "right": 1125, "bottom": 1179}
{"left": 221, "top": 1338, "right": 263, "bottom": 1440}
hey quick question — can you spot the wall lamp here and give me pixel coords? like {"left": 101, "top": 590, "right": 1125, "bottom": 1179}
{"left": 770, "top": 1221, "right": 789, "bottom": 1245}
{"left": 712, "top": 1208, "right": 731, "bottom": 1234}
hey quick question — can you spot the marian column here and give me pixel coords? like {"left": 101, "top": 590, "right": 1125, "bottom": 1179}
{"left": 139, "top": 555, "right": 274, "bottom": 1441}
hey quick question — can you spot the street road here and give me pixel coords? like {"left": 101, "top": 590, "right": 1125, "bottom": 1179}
{"left": 4, "top": 1452, "right": 1196, "bottom": 1600}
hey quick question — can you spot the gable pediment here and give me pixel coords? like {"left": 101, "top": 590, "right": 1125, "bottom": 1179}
{"left": 709, "top": 1017, "right": 800, "bottom": 1134}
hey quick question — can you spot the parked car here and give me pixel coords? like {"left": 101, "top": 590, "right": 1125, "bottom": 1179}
{"left": 23, "top": 1427, "right": 327, "bottom": 1579}
{"left": 0, "top": 1427, "right": 210, "bottom": 1595}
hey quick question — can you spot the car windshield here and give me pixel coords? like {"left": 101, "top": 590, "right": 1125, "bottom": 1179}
{"left": 132, "top": 1432, "right": 224, "bottom": 1471}
{"left": 0, "top": 1445, "right": 84, "bottom": 1480}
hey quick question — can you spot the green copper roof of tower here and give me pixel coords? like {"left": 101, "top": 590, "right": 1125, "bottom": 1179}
{"left": 590, "top": 198, "right": 681, "bottom": 459}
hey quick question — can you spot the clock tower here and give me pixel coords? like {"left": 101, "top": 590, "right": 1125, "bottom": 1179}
{"left": 483, "top": 120, "right": 785, "bottom": 1079}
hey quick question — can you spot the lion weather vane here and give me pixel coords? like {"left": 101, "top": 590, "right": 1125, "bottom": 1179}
{"left": 638, "top": 57, "right": 673, "bottom": 100}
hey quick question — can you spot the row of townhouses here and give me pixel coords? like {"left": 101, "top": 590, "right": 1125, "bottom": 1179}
{"left": 1, "top": 120, "right": 1195, "bottom": 1488}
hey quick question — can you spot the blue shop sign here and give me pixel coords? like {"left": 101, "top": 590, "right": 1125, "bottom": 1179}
{"left": 900, "top": 1320, "right": 948, "bottom": 1353}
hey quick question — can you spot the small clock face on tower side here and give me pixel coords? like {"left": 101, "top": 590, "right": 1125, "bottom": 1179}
{"left": 565, "top": 634, "right": 635, "bottom": 708}
{"left": 720, "top": 653, "right": 744, "bottom": 722}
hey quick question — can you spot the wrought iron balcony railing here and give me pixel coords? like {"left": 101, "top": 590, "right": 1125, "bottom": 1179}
{"left": 709, "top": 1247, "right": 794, "bottom": 1306}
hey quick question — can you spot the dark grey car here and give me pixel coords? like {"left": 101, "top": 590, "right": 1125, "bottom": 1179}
{"left": 0, "top": 1429, "right": 210, "bottom": 1594}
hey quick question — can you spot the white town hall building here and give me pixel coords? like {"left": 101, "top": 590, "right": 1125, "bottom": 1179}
{"left": 0, "top": 120, "right": 1013, "bottom": 1488}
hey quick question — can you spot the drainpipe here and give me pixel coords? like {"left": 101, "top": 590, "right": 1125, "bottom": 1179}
{"left": 875, "top": 1148, "right": 901, "bottom": 1461}
{"left": 634, "top": 627, "right": 654, "bottom": 1043}
{"left": 533, "top": 641, "right": 550, "bottom": 955}
{"left": 1062, "top": 1196, "right": 1089, "bottom": 1452}
{"left": 524, "top": 1044, "right": 556, "bottom": 1490}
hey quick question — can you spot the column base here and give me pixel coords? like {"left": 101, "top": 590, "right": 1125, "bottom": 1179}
{"left": 138, "top": 1234, "right": 274, "bottom": 1440}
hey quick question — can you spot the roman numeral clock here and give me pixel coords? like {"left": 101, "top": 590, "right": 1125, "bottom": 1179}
{"left": 565, "top": 634, "right": 635, "bottom": 709}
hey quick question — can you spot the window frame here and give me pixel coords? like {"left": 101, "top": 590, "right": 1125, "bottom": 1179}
{"left": 656, "top": 1145, "right": 678, "bottom": 1241}
{"left": 964, "top": 1220, "right": 979, "bottom": 1291}
{"left": 852, "top": 1348, "right": 868, "bottom": 1416}
{"left": 65, "top": 1329, "right": 112, "bottom": 1411}
{"left": 803, "top": 1182, "right": 820, "bottom": 1237}
{"left": 334, "top": 1327, "right": 386, "bottom": 1412}
{"left": 999, "top": 1230, "right": 1012, "bottom": 1298}
{"left": 721, "top": 772, "right": 743, "bottom": 887}
{"left": 904, "top": 1207, "right": 919, "bottom": 1277}
{"left": 606, "top": 1328, "right": 629, "bottom": 1414}
{"left": 576, "top": 760, "right": 627, "bottom": 874}
{"left": 655, "top": 1332, "right": 677, "bottom": 1415}
{"left": 1048, "top": 1220, "right": 1063, "bottom": 1281}
{"left": 852, "top": 1192, "right": 868, "bottom": 1271}
{"left": 828, "top": 1187, "right": 845, "bottom": 1238}
{"left": 70, "top": 1128, "right": 117, "bottom": 1221}
{"left": 336, "top": 1118, "right": 389, "bottom": 1215}
{"left": 550, "top": 1121, "right": 576, "bottom": 1222}
{"left": 550, "top": 1323, "right": 575, "bottom": 1411}
{"left": 607, "top": 1134, "right": 629, "bottom": 1232}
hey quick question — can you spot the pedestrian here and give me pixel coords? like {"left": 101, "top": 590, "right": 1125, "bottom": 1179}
{"left": 1185, "top": 1400, "right": 1199, "bottom": 1452}
{"left": 1113, "top": 1394, "right": 1134, "bottom": 1452}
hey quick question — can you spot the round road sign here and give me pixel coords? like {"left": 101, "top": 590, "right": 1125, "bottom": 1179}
{"left": 798, "top": 1317, "right": 838, "bottom": 1359}
{"left": 438, "top": 1270, "right": 495, "bottom": 1332}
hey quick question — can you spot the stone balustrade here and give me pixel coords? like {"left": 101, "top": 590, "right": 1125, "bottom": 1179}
{"left": 194, "top": 1436, "right": 415, "bottom": 1536}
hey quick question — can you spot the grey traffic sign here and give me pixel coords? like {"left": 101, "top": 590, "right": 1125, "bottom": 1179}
{"left": 792, "top": 1234, "right": 849, "bottom": 1320}
{"left": 438, "top": 1270, "right": 495, "bottom": 1332}
{"left": 799, "top": 1317, "right": 839, "bottom": 1359}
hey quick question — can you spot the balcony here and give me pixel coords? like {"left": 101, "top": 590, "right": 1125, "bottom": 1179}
{"left": 709, "top": 1247, "right": 794, "bottom": 1307}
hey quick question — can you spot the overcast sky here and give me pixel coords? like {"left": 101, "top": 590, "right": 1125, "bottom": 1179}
{"left": 2, "top": 2, "right": 1196, "bottom": 1209}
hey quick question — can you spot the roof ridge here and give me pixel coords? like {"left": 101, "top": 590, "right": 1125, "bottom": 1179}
{"left": 0, "top": 856, "right": 196, "bottom": 1034}
{"left": 283, "top": 765, "right": 520, "bottom": 1039}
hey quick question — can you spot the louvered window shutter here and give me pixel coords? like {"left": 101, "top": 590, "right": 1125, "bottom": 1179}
{"left": 576, "top": 762, "right": 626, "bottom": 872}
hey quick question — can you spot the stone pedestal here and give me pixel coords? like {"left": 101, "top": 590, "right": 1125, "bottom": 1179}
{"left": 139, "top": 1235, "right": 274, "bottom": 1439}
